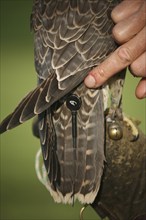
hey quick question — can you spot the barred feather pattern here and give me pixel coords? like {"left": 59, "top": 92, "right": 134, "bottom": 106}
{"left": 0, "top": 0, "right": 121, "bottom": 204}
{"left": 39, "top": 85, "right": 105, "bottom": 204}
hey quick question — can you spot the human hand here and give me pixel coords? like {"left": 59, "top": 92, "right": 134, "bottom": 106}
{"left": 84, "top": 0, "right": 146, "bottom": 99}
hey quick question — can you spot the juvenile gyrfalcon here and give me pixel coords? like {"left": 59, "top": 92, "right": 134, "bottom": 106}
{"left": 0, "top": 0, "right": 124, "bottom": 204}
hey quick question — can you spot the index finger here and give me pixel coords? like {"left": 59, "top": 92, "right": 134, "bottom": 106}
{"left": 84, "top": 27, "right": 146, "bottom": 88}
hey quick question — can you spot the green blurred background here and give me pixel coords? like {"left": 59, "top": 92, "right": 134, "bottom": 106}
{"left": 0, "top": 1, "right": 145, "bottom": 220}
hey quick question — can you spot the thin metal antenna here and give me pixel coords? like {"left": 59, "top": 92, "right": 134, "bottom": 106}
{"left": 66, "top": 94, "right": 82, "bottom": 148}
{"left": 80, "top": 204, "right": 88, "bottom": 220}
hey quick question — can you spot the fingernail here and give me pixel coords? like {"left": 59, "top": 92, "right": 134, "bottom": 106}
{"left": 84, "top": 75, "right": 96, "bottom": 88}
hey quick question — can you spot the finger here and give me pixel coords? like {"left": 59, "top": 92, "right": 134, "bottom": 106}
{"left": 130, "top": 52, "right": 146, "bottom": 77}
{"left": 135, "top": 78, "right": 146, "bottom": 99}
{"left": 111, "top": 0, "right": 143, "bottom": 23}
{"left": 84, "top": 27, "right": 146, "bottom": 88}
{"left": 112, "top": 2, "right": 146, "bottom": 44}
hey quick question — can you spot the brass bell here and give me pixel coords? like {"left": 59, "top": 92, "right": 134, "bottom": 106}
{"left": 108, "top": 122, "right": 123, "bottom": 140}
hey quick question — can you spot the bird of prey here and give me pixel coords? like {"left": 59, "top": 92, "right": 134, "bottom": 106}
{"left": 0, "top": 0, "right": 124, "bottom": 204}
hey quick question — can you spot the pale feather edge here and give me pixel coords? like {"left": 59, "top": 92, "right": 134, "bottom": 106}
{"left": 35, "top": 148, "right": 104, "bottom": 204}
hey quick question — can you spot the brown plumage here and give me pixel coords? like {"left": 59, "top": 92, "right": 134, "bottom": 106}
{"left": 0, "top": 0, "right": 122, "bottom": 204}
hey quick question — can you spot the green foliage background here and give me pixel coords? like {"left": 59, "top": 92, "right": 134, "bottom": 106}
{"left": 0, "top": 1, "right": 145, "bottom": 220}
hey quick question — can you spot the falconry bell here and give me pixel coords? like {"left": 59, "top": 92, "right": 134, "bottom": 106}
{"left": 108, "top": 122, "right": 123, "bottom": 140}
